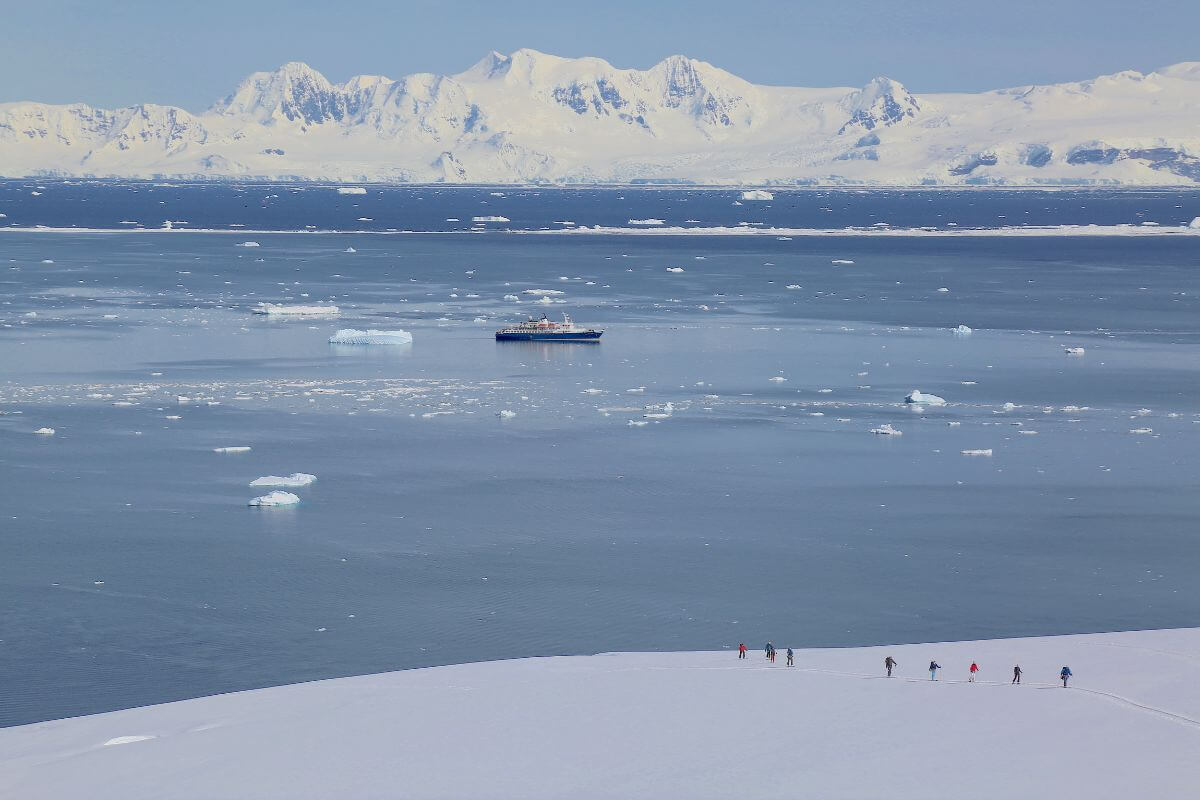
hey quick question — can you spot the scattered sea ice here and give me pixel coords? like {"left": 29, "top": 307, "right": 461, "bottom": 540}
{"left": 252, "top": 303, "right": 340, "bottom": 316}
{"left": 248, "top": 491, "right": 300, "bottom": 507}
{"left": 870, "top": 424, "right": 902, "bottom": 436}
{"left": 522, "top": 289, "right": 565, "bottom": 296}
{"left": 328, "top": 329, "right": 412, "bottom": 345}
{"left": 250, "top": 473, "right": 316, "bottom": 488}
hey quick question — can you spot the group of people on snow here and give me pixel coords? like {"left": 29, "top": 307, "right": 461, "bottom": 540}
{"left": 740, "top": 644, "right": 1073, "bottom": 687}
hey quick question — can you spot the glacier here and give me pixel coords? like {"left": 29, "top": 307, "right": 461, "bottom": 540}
{"left": 2, "top": 50, "right": 1200, "bottom": 185}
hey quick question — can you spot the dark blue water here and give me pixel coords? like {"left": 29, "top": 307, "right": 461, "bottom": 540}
{"left": 1, "top": 186, "right": 1199, "bottom": 728}
{"left": 3, "top": 180, "right": 1199, "bottom": 231}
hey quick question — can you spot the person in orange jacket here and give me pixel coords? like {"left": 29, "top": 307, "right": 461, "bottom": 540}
{"left": 969, "top": 662, "right": 979, "bottom": 682}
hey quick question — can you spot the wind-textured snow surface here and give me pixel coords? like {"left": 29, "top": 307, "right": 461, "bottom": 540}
{"left": 2, "top": 628, "right": 1198, "bottom": 799}
{"left": 3, "top": 51, "right": 1200, "bottom": 185}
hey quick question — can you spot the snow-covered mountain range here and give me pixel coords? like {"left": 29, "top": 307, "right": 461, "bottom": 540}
{"left": 3, "top": 50, "right": 1199, "bottom": 185}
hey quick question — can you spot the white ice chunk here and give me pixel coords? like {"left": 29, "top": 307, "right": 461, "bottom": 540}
{"left": 522, "top": 289, "right": 565, "bottom": 295}
{"left": 831, "top": 259, "right": 855, "bottom": 265}
{"left": 870, "top": 424, "right": 902, "bottom": 436}
{"left": 666, "top": 267, "right": 685, "bottom": 273}
{"left": 1065, "top": 347, "right": 1086, "bottom": 355}
{"left": 328, "top": 329, "right": 412, "bottom": 345}
{"left": 627, "top": 219, "right": 665, "bottom": 226}
{"left": 213, "top": 446, "right": 252, "bottom": 454}
{"left": 238, "top": 241, "right": 260, "bottom": 248}
{"left": 336, "top": 187, "right": 367, "bottom": 195}
{"left": 252, "top": 303, "right": 340, "bottom": 316}
{"left": 33, "top": 427, "right": 55, "bottom": 435}
{"left": 953, "top": 324, "right": 973, "bottom": 335}
{"left": 473, "top": 216, "right": 510, "bottom": 223}
{"left": 498, "top": 410, "right": 517, "bottom": 419}
{"left": 740, "top": 190, "right": 774, "bottom": 201}
{"left": 248, "top": 491, "right": 300, "bottom": 507}
{"left": 961, "top": 449, "right": 993, "bottom": 456}
{"left": 1129, "top": 428, "right": 1153, "bottom": 434}
{"left": 905, "top": 389, "right": 946, "bottom": 406}
{"left": 769, "top": 376, "right": 787, "bottom": 382}
{"left": 250, "top": 473, "right": 316, "bottom": 488}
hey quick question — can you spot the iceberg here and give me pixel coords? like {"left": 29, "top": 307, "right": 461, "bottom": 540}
{"left": 33, "top": 427, "right": 56, "bottom": 435}
{"left": 336, "top": 187, "right": 367, "bottom": 195}
{"left": 905, "top": 390, "right": 946, "bottom": 406}
{"left": 740, "top": 190, "right": 773, "bottom": 201}
{"left": 1190, "top": 217, "right": 1200, "bottom": 229}
{"left": 328, "top": 329, "right": 413, "bottom": 345}
{"left": 237, "top": 241, "right": 260, "bottom": 247}
{"left": 666, "top": 267, "right": 685, "bottom": 273}
{"left": 252, "top": 303, "right": 340, "bottom": 316}
{"left": 213, "top": 446, "right": 251, "bottom": 453}
{"left": 953, "top": 324, "right": 973, "bottom": 335}
{"left": 1065, "top": 347, "right": 1086, "bottom": 355}
{"left": 248, "top": 491, "right": 300, "bottom": 507}
{"left": 249, "top": 473, "right": 316, "bottom": 488}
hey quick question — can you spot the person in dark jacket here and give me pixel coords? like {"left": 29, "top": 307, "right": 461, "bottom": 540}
{"left": 885, "top": 656, "right": 897, "bottom": 677}
{"left": 1012, "top": 665, "right": 1022, "bottom": 684}
{"left": 929, "top": 661, "right": 941, "bottom": 680}
{"left": 738, "top": 643, "right": 747, "bottom": 659}
{"left": 786, "top": 648, "right": 794, "bottom": 667}
{"left": 1060, "top": 666, "right": 1072, "bottom": 687}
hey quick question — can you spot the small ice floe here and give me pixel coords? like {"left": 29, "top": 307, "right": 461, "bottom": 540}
{"left": 472, "top": 215, "right": 510, "bottom": 223}
{"left": 666, "top": 267, "right": 685, "bottom": 273}
{"left": 582, "top": 388, "right": 604, "bottom": 395}
{"left": 870, "top": 424, "right": 902, "bottom": 436}
{"left": 343, "top": 247, "right": 357, "bottom": 253}
{"left": 328, "top": 329, "right": 412, "bottom": 345}
{"left": 248, "top": 491, "right": 300, "bottom": 507}
{"left": 504, "top": 294, "right": 519, "bottom": 301}
{"left": 164, "top": 415, "right": 182, "bottom": 421}
{"left": 628, "top": 218, "right": 665, "bottom": 226}
{"left": 498, "top": 409, "right": 517, "bottom": 419}
{"left": 1134, "top": 408, "right": 1152, "bottom": 416}
{"left": 213, "top": 446, "right": 252, "bottom": 454}
{"left": 250, "top": 473, "right": 316, "bottom": 488}
{"left": 953, "top": 324, "right": 973, "bottom": 335}
{"left": 961, "top": 449, "right": 993, "bottom": 456}
{"left": 336, "top": 187, "right": 367, "bottom": 195}
{"left": 1129, "top": 428, "right": 1153, "bottom": 435}
{"left": 522, "top": 289, "right": 565, "bottom": 296}
{"left": 626, "top": 387, "right": 646, "bottom": 394}
{"left": 237, "top": 241, "right": 260, "bottom": 248}
{"left": 357, "top": 217, "right": 373, "bottom": 221}
{"left": 937, "top": 287, "right": 950, "bottom": 293}
{"left": 1019, "top": 430, "right": 1038, "bottom": 435}
{"left": 252, "top": 303, "right": 340, "bottom": 316}
{"left": 947, "top": 421, "right": 962, "bottom": 427}
{"left": 769, "top": 376, "right": 787, "bottom": 383}
{"left": 831, "top": 259, "right": 855, "bottom": 265}
{"left": 102, "top": 736, "right": 156, "bottom": 747}
{"left": 33, "top": 427, "right": 56, "bottom": 435}
{"left": 905, "top": 389, "right": 946, "bottom": 406}
{"left": 740, "top": 190, "right": 774, "bottom": 201}
{"left": 628, "top": 420, "right": 649, "bottom": 427}
{"left": 112, "top": 401, "right": 136, "bottom": 407}
{"left": 786, "top": 284, "right": 802, "bottom": 289}
{"left": 1065, "top": 347, "right": 1086, "bottom": 355}
{"left": 1002, "top": 402, "right": 1018, "bottom": 412}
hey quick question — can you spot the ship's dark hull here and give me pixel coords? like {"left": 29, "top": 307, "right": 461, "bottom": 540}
{"left": 495, "top": 331, "right": 603, "bottom": 342}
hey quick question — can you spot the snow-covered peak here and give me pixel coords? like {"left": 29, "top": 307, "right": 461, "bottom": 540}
{"left": 839, "top": 76, "right": 920, "bottom": 134}
{"left": 212, "top": 62, "right": 342, "bottom": 125}
{"left": 1156, "top": 62, "right": 1200, "bottom": 81}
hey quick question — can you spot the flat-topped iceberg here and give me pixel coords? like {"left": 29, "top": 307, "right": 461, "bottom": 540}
{"left": 740, "top": 189, "right": 774, "bottom": 201}
{"left": 328, "top": 329, "right": 412, "bottom": 345}
{"left": 906, "top": 389, "right": 947, "bottom": 406}
{"left": 252, "top": 303, "right": 340, "bottom": 316}
{"left": 249, "top": 473, "right": 317, "bottom": 488}
{"left": 336, "top": 187, "right": 367, "bottom": 195}
{"left": 248, "top": 490, "right": 300, "bottom": 507}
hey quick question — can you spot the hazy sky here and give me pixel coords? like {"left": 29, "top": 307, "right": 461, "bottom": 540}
{"left": 4, "top": 0, "right": 1196, "bottom": 110}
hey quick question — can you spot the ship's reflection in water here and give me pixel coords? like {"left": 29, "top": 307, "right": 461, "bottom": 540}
{"left": 495, "top": 339, "right": 601, "bottom": 363}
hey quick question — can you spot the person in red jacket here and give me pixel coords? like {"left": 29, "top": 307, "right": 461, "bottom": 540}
{"left": 738, "top": 643, "right": 747, "bottom": 660}
{"left": 969, "top": 662, "right": 979, "bottom": 682}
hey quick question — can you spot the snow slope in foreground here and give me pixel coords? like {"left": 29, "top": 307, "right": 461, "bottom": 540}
{"left": 2, "top": 628, "right": 1198, "bottom": 799}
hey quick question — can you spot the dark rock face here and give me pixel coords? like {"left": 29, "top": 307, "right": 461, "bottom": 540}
{"left": 950, "top": 152, "right": 999, "bottom": 175}
{"left": 855, "top": 133, "right": 881, "bottom": 147}
{"left": 1022, "top": 144, "right": 1052, "bottom": 167}
{"left": 1067, "top": 146, "right": 1120, "bottom": 165}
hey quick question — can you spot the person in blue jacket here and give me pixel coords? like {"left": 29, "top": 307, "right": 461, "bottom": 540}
{"left": 1060, "top": 666, "right": 1072, "bottom": 687}
{"left": 786, "top": 647, "right": 794, "bottom": 667}
{"left": 929, "top": 660, "right": 941, "bottom": 680}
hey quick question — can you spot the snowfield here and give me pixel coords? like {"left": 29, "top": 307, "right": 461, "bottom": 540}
{"left": 2, "top": 628, "right": 1197, "bottom": 799}
{"left": 2, "top": 50, "right": 1199, "bottom": 185}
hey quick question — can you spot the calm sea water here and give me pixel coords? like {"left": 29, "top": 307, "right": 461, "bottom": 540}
{"left": 2, "top": 183, "right": 1199, "bottom": 727}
